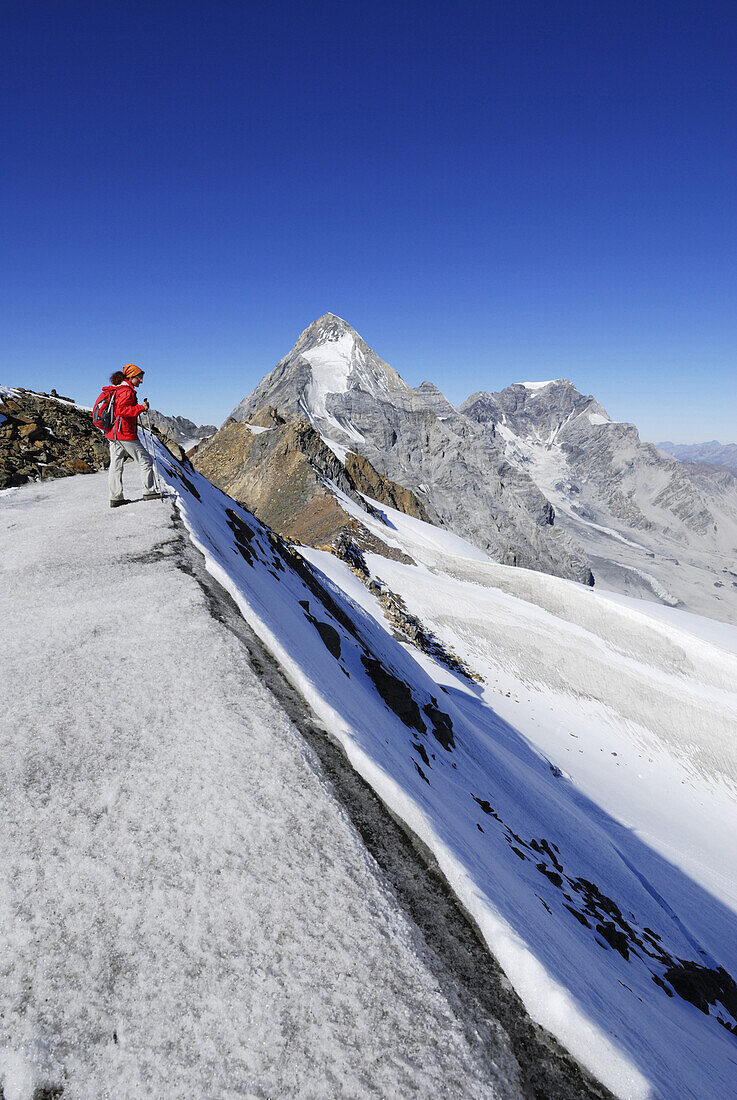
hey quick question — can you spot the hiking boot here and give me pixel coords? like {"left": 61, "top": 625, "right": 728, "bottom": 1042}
{"left": 143, "top": 492, "right": 164, "bottom": 501}
{"left": 110, "top": 498, "right": 132, "bottom": 508}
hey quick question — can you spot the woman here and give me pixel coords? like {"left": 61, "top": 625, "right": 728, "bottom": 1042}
{"left": 107, "top": 363, "right": 162, "bottom": 507}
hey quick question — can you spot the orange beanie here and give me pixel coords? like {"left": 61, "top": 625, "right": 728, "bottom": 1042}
{"left": 122, "top": 363, "right": 143, "bottom": 380}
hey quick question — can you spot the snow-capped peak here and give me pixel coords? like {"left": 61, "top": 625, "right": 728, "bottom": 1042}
{"left": 231, "top": 314, "right": 411, "bottom": 429}
{"left": 520, "top": 379, "right": 559, "bottom": 391}
{"left": 295, "top": 312, "right": 355, "bottom": 348}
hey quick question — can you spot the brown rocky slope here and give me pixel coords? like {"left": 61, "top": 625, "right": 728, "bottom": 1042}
{"left": 191, "top": 407, "right": 429, "bottom": 556}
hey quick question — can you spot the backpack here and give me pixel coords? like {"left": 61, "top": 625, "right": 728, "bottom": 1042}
{"left": 92, "top": 386, "right": 119, "bottom": 434}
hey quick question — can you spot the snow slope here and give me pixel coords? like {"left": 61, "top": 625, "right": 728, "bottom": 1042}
{"left": 310, "top": 491, "right": 737, "bottom": 909}
{"left": 0, "top": 475, "right": 523, "bottom": 1100}
{"left": 5, "top": 442, "right": 737, "bottom": 1099}
{"left": 143, "top": 446, "right": 737, "bottom": 1100}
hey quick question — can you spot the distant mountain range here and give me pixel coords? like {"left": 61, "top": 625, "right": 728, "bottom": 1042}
{"left": 657, "top": 440, "right": 737, "bottom": 471}
{"left": 193, "top": 314, "right": 737, "bottom": 623}
{"left": 146, "top": 410, "right": 216, "bottom": 451}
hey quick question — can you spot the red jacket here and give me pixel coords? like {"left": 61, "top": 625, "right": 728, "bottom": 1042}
{"left": 105, "top": 381, "right": 146, "bottom": 441}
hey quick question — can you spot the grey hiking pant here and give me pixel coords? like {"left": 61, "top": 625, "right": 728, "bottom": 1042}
{"left": 108, "top": 439, "right": 155, "bottom": 501}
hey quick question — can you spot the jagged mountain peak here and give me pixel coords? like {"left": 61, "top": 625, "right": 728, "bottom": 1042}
{"left": 514, "top": 378, "right": 570, "bottom": 391}
{"left": 227, "top": 324, "right": 596, "bottom": 585}
{"left": 231, "top": 315, "right": 410, "bottom": 428}
{"left": 460, "top": 378, "right": 610, "bottom": 436}
{"left": 503, "top": 378, "right": 588, "bottom": 403}
{"left": 294, "top": 313, "right": 356, "bottom": 348}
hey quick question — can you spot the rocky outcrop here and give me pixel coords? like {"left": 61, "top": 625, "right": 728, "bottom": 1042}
{"left": 191, "top": 412, "right": 417, "bottom": 562}
{"left": 461, "top": 380, "right": 737, "bottom": 621}
{"left": 0, "top": 387, "right": 109, "bottom": 489}
{"left": 343, "top": 452, "right": 430, "bottom": 521}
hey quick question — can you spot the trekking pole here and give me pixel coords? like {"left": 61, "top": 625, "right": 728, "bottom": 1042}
{"left": 142, "top": 409, "right": 165, "bottom": 497}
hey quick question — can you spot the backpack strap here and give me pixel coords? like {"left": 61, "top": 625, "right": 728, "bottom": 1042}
{"left": 110, "top": 385, "right": 122, "bottom": 439}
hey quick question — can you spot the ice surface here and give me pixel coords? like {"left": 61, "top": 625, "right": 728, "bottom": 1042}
{"left": 0, "top": 473, "right": 519, "bottom": 1099}
{"left": 595, "top": 589, "right": 737, "bottom": 656}
{"left": 301, "top": 331, "right": 356, "bottom": 418}
{"left": 320, "top": 496, "right": 737, "bottom": 866}
{"left": 328, "top": 481, "right": 491, "bottom": 563}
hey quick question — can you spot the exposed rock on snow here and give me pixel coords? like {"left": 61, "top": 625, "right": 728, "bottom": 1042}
{"left": 344, "top": 449, "right": 430, "bottom": 521}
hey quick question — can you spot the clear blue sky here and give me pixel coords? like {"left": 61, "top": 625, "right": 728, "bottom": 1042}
{"left": 3, "top": 1, "right": 735, "bottom": 442}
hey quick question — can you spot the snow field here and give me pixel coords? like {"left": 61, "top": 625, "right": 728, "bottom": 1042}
{"left": 0, "top": 474, "right": 521, "bottom": 1099}
{"left": 301, "top": 332, "right": 355, "bottom": 418}
{"left": 312, "top": 493, "right": 737, "bottom": 907}
{"left": 6, "top": 359, "right": 737, "bottom": 1098}
{"left": 159, "top": 460, "right": 659, "bottom": 1097}
{"left": 28, "top": 447, "right": 733, "bottom": 1100}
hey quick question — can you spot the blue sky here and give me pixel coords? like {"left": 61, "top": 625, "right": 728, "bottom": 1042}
{"left": 3, "top": 1, "right": 735, "bottom": 441}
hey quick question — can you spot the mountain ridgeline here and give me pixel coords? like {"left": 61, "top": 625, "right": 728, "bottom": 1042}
{"left": 211, "top": 315, "right": 594, "bottom": 585}
{"left": 194, "top": 314, "right": 737, "bottom": 621}
{"left": 657, "top": 439, "right": 737, "bottom": 472}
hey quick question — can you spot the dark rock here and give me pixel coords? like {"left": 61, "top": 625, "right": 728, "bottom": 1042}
{"left": 0, "top": 388, "right": 109, "bottom": 489}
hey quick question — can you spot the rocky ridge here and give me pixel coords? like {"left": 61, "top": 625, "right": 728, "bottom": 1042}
{"left": 0, "top": 387, "right": 109, "bottom": 489}
{"left": 192, "top": 407, "right": 482, "bottom": 674}
{"left": 146, "top": 410, "right": 216, "bottom": 452}
{"left": 461, "top": 380, "right": 737, "bottom": 620}
{"left": 192, "top": 406, "right": 426, "bottom": 558}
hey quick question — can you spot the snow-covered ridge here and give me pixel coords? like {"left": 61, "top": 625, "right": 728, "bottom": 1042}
{"left": 3, "top": 473, "right": 526, "bottom": 1098}
{"left": 520, "top": 379, "right": 558, "bottom": 391}
{"left": 149, "top": 445, "right": 736, "bottom": 1100}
